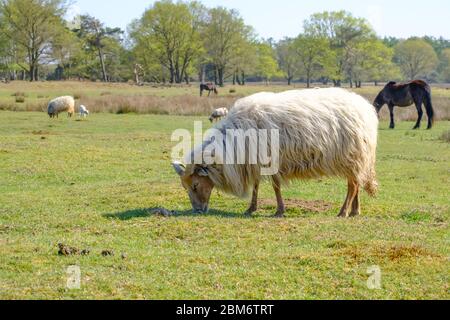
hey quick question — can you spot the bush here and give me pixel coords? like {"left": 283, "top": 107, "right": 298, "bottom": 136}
{"left": 73, "top": 92, "right": 84, "bottom": 100}
{"left": 15, "top": 96, "right": 25, "bottom": 103}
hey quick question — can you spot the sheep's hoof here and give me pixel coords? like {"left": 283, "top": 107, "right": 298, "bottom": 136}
{"left": 244, "top": 209, "right": 256, "bottom": 217}
{"left": 349, "top": 211, "right": 360, "bottom": 218}
{"left": 273, "top": 212, "right": 285, "bottom": 218}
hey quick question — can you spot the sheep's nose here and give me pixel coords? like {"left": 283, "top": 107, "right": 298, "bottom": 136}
{"left": 194, "top": 206, "right": 209, "bottom": 214}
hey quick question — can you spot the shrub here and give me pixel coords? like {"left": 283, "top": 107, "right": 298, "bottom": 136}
{"left": 15, "top": 96, "right": 25, "bottom": 103}
{"left": 73, "top": 92, "right": 84, "bottom": 100}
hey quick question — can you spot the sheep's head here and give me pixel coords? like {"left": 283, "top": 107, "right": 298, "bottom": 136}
{"left": 172, "top": 162, "right": 215, "bottom": 214}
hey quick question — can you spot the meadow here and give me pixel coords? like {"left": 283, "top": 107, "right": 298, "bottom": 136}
{"left": 0, "top": 81, "right": 449, "bottom": 120}
{"left": 0, "top": 82, "right": 449, "bottom": 300}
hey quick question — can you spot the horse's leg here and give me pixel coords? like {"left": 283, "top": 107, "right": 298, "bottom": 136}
{"left": 424, "top": 92, "right": 434, "bottom": 130}
{"left": 388, "top": 104, "right": 395, "bottom": 129}
{"left": 413, "top": 99, "right": 424, "bottom": 130}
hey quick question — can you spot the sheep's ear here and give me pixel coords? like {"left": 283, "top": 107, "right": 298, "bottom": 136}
{"left": 196, "top": 166, "right": 209, "bottom": 177}
{"left": 172, "top": 162, "right": 186, "bottom": 177}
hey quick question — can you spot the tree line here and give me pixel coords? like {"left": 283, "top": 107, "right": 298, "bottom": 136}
{"left": 0, "top": 0, "right": 449, "bottom": 86}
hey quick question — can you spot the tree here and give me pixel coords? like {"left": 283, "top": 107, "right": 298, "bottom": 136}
{"left": 254, "top": 42, "right": 280, "bottom": 85}
{"left": 130, "top": 0, "right": 205, "bottom": 84}
{"left": 394, "top": 38, "right": 438, "bottom": 80}
{"left": 203, "top": 7, "right": 252, "bottom": 86}
{"left": 229, "top": 37, "right": 257, "bottom": 85}
{"left": 439, "top": 48, "right": 450, "bottom": 82}
{"left": 77, "top": 14, "right": 123, "bottom": 82}
{"left": 0, "top": 0, "right": 67, "bottom": 81}
{"left": 304, "top": 10, "right": 374, "bottom": 86}
{"left": 346, "top": 38, "right": 399, "bottom": 87}
{"left": 276, "top": 38, "right": 299, "bottom": 85}
{"left": 51, "top": 25, "right": 83, "bottom": 79}
{"left": 293, "top": 35, "right": 333, "bottom": 88}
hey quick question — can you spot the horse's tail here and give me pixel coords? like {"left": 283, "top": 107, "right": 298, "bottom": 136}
{"left": 423, "top": 86, "right": 435, "bottom": 128}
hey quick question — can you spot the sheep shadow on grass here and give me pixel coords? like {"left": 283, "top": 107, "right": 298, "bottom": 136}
{"left": 103, "top": 207, "right": 248, "bottom": 221}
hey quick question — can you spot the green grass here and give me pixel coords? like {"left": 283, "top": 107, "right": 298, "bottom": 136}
{"left": 0, "top": 111, "right": 449, "bottom": 300}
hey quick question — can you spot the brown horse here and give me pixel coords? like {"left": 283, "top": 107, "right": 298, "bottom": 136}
{"left": 374, "top": 80, "right": 434, "bottom": 130}
{"left": 200, "top": 83, "right": 218, "bottom": 97}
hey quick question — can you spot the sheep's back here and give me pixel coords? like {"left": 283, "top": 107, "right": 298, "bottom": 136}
{"left": 224, "top": 88, "right": 378, "bottom": 179}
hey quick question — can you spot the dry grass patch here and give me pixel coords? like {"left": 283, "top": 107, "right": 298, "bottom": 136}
{"left": 332, "top": 243, "right": 441, "bottom": 264}
{"left": 82, "top": 94, "right": 240, "bottom": 115}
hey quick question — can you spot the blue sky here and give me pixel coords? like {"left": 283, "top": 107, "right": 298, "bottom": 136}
{"left": 69, "top": 0, "right": 450, "bottom": 39}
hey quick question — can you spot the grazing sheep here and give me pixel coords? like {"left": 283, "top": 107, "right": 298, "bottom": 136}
{"left": 47, "top": 96, "right": 75, "bottom": 118}
{"left": 79, "top": 105, "right": 90, "bottom": 118}
{"left": 173, "top": 88, "right": 379, "bottom": 218}
{"left": 209, "top": 108, "right": 229, "bottom": 123}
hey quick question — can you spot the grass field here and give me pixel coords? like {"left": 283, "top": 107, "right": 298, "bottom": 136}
{"left": 0, "top": 107, "right": 449, "bottom": 299}
{"left": 1, "top": 81, "right": 449, "bottom": 120}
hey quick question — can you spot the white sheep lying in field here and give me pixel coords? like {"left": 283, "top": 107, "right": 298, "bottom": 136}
{"left": 47, "top": 96, "right": 75, "bottom": 118}
{"left": 173, "top": 88, "right": 379, "bottom": 218}
{"left": 209, "top": 107, "right": 229, "bottom": 123}
{"left": 79, "top": 105, "right": 90, "bottom": 118}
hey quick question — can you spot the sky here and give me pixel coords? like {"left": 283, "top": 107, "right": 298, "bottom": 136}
{"left": 68, "top": 0, "right": 450, "bottom": 39}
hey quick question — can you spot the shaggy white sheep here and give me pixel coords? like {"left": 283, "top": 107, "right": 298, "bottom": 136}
{"left": 173, "top": 88, "right": 379, "bottom": 218}
{"left": 209, "top": 108, "right": 229, "bottom": 123}
{"left": 79, "top": 105, "right": 90, "bottom": 118}
{"left": 47, "top": 96, "right": 75, "bottom": 118}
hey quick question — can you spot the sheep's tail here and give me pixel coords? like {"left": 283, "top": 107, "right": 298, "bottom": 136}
{"left": 362, "top": 158, "right": 378, "bottom": 197}
{"left": 363, "top": 175, "right": 378, "bottom": 197}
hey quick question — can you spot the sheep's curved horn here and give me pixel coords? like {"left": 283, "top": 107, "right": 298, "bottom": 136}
{"left": 172, "top": 161, "right": 186, "bottom": 177}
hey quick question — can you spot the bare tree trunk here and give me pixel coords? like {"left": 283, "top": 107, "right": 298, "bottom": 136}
{"left": 201, "top": 65, "right": 206, "bottom": 83}
{"left": 218, "top": 67, "right": 224, "bottom": 86}
{"left": 98, "top": 48, "right": 107, "bottom": 82}
{"left": 214, "top": 67, "right": 218, "bottom": 85}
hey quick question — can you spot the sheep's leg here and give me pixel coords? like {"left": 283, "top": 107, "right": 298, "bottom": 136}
{"left": 272, "top": 178, "right": 285, "bottom": 218}
{"left": 245, "top": 183, "right": 259, "bottom": 216}
{"left": 338, "top": 179, "right": 358, "bottom": 218}
{"left": 349, "top": 187, "right": 360, "bottom": 217}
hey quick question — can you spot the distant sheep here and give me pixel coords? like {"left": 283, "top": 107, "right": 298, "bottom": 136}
{"left": 173, "top": 88, "right": 379, "bottom": 218}
{"left": 209, "top": 108, "right": 228, "bottom": 123}
{"left": 79, "top": 105, "right": 90, "bottom": 118}
{"left": 47, "top": 96, "right": 75, "bottom": 118}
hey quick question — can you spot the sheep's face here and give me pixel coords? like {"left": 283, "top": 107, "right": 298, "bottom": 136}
{"left": 173, "top": 162, "right": 214, "bottom": 214}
